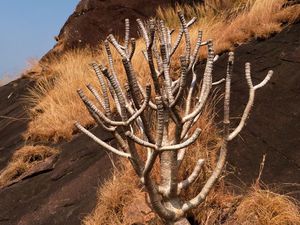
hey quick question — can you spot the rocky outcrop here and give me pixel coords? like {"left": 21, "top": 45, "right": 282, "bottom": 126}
{"left": 44, "top": 0, "right": 203, "bottom": 59}
{"left": 0, "top": 0, "right": 299, "bottom": 224}
{"left": 0, "top": 78, "right": 34, "bottom": 170}
{"left": 1, "top": 22, "right": 299, "bottom": 225}
{"left": 210, "top": 22, "right": 300, "bottom": 189}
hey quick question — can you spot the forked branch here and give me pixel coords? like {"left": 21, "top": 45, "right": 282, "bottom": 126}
{"left": 75, "top": 11, "right": 273, "bottom": 224}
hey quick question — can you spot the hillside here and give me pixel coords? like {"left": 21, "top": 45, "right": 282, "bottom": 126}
{"left": 0, "top": 0, "right": 299, "bottom": 224}
{"left": 43, "top": 0, "right": 203, "bottom": 58}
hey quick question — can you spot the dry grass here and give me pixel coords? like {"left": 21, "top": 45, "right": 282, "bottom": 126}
{"left": 82, "top": 163, "right": 146, "bottom": 225}
{"left": 157, "top": 0, "right": 248, "bottom": 29}
{"left": 227, "top": 186, "right": 300, "bottom": 225}
{"left": 84, "top": 158, "right": 300, "bottom": 224}
{"left": 82, "top": 98, "right": 300, "bottom": 224}
{"left": 17, "top": 1, "right": 300, "bottom": 224}
{"left": 83, "top": 104, "right": 239, "bottom": 224}
{"left": 24, "top": 0, "right": 300, "bottom": 142}
{"left": 158, "top": 0, "right": 300, "bottom": 54}
{"left": 0, "top": 145, "right": 59, "bottom": 187}
{"left": 24, "top": 40, "right": 150, "bottom": 142}
{"left": 24, "top": 49, "right": 102, "bottom": 142}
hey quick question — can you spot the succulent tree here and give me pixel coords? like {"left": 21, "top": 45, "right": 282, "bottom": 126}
{"left": 75, "top": 11, "right": 273, "bottom": 224}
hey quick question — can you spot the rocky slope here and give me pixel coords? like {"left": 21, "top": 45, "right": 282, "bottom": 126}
{"left": 214, "top": 25, "right": 300, "bottom": 186}
{"left": 44, "top": 0, "right": 203, "bottom": 58}
{"left": 0, "top": 0, "right": 299, "bottom": 224}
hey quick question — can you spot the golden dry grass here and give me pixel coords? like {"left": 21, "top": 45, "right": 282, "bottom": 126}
{"left": 24, "top": 49, "right": 102, "bottom": 142}
{"left": 84, "top": 159, "right": 300, "bottom": 224}
{"left": 0, "top": 145, "right": 59, "bottom": 187}
{"left": 24, "top": 0, "right": 300, "bottom": 142}
{"left": 81, "top": 95, "right": 300, "bottom": 224}
{"left": 227, "top": 186, "right": 300, "bottom": 225}
{"left": 158, "top": 0, "right": 300, "bottom": 53}
{"left": 24, "top": 40, "right": 149, "bottom": 142}
{"left": 83, "top": 104, "right": 239, "bottom": 225}
{"left": 17, "top": 1, "right": 300, "bottom": 224}
{"left": 82, "top": 163, "right": 145, "bottom": 225}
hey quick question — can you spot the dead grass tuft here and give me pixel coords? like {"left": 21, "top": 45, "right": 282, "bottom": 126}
{"left": 82, "top": 162, "right": 146, "bottom": 225}
{"left": 0, "top": 145, "right": 59, "bottom": 187}
{"left": 227, "top": 186, "right": 300, "bottom": 225}
{"left": 24, "top": 48, "right": 102, "bottom": 142}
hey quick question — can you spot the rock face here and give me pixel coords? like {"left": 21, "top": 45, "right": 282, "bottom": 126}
{"left": 0, "top": 0, "right": 299, "bottom": 224}
{"left": 209, "top": 23, "right": 300, "bottom": 189}
{"left": 0, "top": 78, "right": 34, "bottom": 171}
{"left": 1, "top": 22, "right": 299, "bottom": 225}
{"left": 45, "top": 0, "right": 203, "bottom": 58}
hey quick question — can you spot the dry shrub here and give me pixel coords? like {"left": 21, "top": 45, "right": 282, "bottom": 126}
{"left": 83, "top": 103, "right": 239, "bottom": 224}
{"left": 25, "top": 0, "right": 300, "bottom": 142}
{"left": 178, "top": 101, "right": 239, "bottom": 224}
{"left": 82, "top": 94, "right": 299, "bottom": 224}
{"left": 0, "top": 145, "right": 59, "bottom": 187}
{"left": 227, "top": 186, "right": 300, "bottom": 225}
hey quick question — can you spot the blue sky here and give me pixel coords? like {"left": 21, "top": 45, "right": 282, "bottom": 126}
{"left": 0, "top": 0, "right": 79, "bottom": 80}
